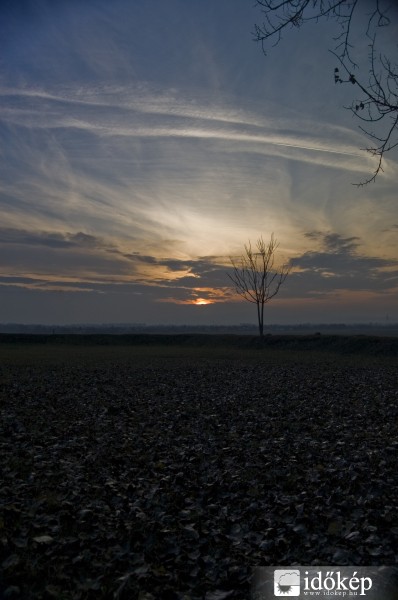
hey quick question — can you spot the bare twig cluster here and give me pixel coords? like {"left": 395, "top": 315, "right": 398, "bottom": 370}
{"left": 254, "top": 1, "right": 398, "bottom": 185}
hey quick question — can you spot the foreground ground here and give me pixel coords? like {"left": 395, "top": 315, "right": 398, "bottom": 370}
{"left": 1, "top": 336, "right": 397, "bottom": 599}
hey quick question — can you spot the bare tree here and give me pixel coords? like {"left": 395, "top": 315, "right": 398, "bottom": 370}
{"left": 253, "top": 0, "right": 398, "bottom": 185}
{"left": 228, "top": 234, "right": 290, "bottom": 337}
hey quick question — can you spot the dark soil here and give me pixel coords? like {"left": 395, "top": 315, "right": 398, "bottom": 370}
{"left": 1, "top": 341, "right": 397, "bottom": 599}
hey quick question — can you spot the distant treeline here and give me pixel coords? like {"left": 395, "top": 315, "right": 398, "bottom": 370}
{"left": 0, "top": 322, "right": 397, "bottom": 335}
{"left": 1, "top": 332, "right": 398, "bottom": 357}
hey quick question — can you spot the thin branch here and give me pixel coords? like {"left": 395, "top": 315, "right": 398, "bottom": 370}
{"left": 253, "top": 0, "right": 398, "bottom": 184}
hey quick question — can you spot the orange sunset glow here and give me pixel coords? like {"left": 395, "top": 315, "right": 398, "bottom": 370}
{"left": 192, "top": 298, "right": 213, "bottom": 305}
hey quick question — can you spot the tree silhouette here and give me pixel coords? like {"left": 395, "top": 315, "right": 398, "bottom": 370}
{"left": 253, "top": 0, "right": 398, "bottom": 185}
{"left": 228, "top": 234, "right": 290, "bottom": 337}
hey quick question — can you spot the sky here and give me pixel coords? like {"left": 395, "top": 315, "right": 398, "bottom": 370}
{"left": 1, "top": 0, "right": 397, "bottom": 325}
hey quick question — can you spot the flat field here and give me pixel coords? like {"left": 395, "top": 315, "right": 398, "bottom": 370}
{"left": 1, "top": 335, "right": 397, "bottom": 599}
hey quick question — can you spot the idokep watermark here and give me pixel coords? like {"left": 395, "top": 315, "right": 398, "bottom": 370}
{"left": 252, "top": 566, "right": 398, "bottom": 599}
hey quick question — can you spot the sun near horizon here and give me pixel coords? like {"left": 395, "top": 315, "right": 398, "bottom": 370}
{"left": 191, "top": 298, "right": 213, "bottom": 306}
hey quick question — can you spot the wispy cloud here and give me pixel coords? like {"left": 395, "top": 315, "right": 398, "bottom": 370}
{"left": 2, "top": 80, "right": 386, "bottom": 264}
{"left": 0, "top": 83, "right": 377, "bottom": 176}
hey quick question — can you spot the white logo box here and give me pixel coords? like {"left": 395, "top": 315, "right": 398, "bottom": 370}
{"left": 252, "top": 566, "right": 398, "bottom": 599}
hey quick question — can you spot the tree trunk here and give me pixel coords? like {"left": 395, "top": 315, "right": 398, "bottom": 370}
{"left": 257, "top": 301, "right": 264, "bottom": 337}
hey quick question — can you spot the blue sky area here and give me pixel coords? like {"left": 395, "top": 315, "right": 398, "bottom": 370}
{"left": 1, "top": 0, "right": 397, "bottom": 325}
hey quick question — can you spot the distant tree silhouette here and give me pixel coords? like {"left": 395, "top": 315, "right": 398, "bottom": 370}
{"left": 228, "top": 234, "right": 290, "bottom": 337}
{"left": 253, "top": 0, "right": 398, "bottom": 185}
